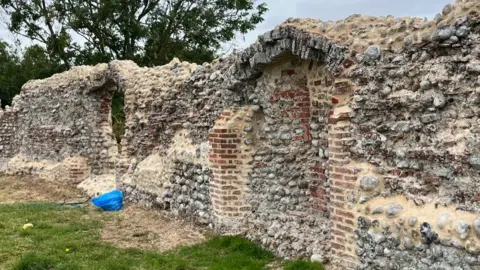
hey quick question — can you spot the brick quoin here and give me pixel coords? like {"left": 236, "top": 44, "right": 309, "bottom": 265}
{"left": 208, "top": 109, "right": 253, "bottom": 221}
{"left": 328, "top": 110, "right": 359, "bottom": 269}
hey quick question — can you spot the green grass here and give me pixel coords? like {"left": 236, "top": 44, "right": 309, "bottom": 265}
{"left": 284, "top": 260, "right": 324, "bottom": 270}
{"left": 0, "top": 203, "right": 323, "bottom": 270}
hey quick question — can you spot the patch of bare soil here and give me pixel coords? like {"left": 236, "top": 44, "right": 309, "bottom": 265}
{"left": 0, "top": 174, "right": 86, "bottom": 203}
{"left": 101, "top": 205, "right": 206, "bottom": 252}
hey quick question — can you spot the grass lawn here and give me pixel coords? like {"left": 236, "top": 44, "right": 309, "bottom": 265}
{"left": 0, "top": 203, "right": 324, "bottom": 270}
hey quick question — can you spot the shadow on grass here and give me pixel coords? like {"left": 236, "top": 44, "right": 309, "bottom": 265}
{"left": 14, "top": 253, "right": 55, "bottom": 270}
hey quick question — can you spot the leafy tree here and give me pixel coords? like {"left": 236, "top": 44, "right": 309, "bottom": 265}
{"left": 1, "top": 0, "right": 268, "bottom": 66}
{"left": 0, "top": 0, "right": 74, "bottom": 67}
{"left": 0, "top": 43, "right": 63, "bottom": 107}
{"left": 0, "top": 41, "right": 20, "bottom": 107}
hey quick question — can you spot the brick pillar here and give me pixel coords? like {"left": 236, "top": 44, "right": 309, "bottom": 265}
{"left": 328, "top": 113, "right": 358, "bottom": 268}
{"left": 327, "top": 79, "right": 358, "bottom": 269}
{"left": 209, "top": 109, "right": 253, "bottom": 224}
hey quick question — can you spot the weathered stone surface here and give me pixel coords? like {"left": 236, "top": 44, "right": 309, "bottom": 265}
{"left": 473, "top": 217, "right": 480, "bottom": 237}
{"left": 438, "top": 214, "right": 451, "bottom": 230}
{"left": 455, "top": 221, "right": 471, "bottom": 240}
{"left": 363, "top": 45, "right": 382, "bottom": 63}
{"left": 360, "top": 175, "right": 380, "bottom": 191}
{"left": 386, "top": 204, "right": 403, "bottom": 218}
{"left": 408, "top": 217, "right": 418, "bottom": 227}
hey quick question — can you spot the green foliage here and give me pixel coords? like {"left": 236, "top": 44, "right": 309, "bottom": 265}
{"left": 0, "top": 43, "right": 63, "bottom": 107}
{"left": 0, "top": 0, "right": 268, "bottom": 67}
{"left": 284, "top": 260, "right": 325, "bottom": 270}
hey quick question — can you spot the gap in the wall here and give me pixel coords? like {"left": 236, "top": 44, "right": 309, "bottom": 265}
{"left": 111, "top": 91, "right": 126, "bottom": 153}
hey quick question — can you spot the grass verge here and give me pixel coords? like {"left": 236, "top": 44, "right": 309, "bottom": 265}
{"left": 0, "top": 203, "right": 323, "bottom": 270}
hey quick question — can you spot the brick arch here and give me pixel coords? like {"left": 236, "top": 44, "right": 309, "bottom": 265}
{"left": 231, "top": 25, "right": 348, "bottom": 82}
{"left": 234, "top": 53, "right": 357, "bottom": 264}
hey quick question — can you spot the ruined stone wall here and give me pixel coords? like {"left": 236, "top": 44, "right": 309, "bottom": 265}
{"left": 115, "top": 59, "right": 245, "bottom": 226}
{"left": 0, "top": 0, "right": 479, "bottom": 269}
{"left": 4, "top": 64, "right": 118, "bottom": 181}
{"left": 0, "top": 108, "right": 17, "bottom": 171}
{"left": 242, "top": 58, "right": 333, "bottom": 259}
{"left": 346, "top": 13, "right": 480, "bottom": 270}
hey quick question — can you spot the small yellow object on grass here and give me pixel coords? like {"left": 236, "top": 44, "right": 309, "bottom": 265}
{"left": 66, "top": 248, "right": 70, "bottom": 253}
{"left": 22, "top": 223, "right": 34, "bottom": 230}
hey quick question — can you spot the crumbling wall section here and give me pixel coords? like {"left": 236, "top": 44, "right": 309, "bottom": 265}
{"left": 6, "top": 64, "right": 118, "bottom": 178}
{"left": 342, "top": 3, "right": 480, "bottom": 270}
{"left": 0, "top": 108, "right": 17, "bottom": 171}
{"left": 114, "top": 59, "right": 242, "bottom": 226}
{"left": 242, "top": 58, "right": 334, "bottom": 260}
{"left": 117, "top": 24, "right": 348, "bottom": 231}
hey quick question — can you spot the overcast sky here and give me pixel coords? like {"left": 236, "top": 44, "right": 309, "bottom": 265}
{"left": 0, "top": 0, "right": 454, "bottom": 53}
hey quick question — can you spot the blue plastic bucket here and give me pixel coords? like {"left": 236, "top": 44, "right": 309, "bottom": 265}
{"left": 91, "top": 190, "right": 124, "bottom": 211}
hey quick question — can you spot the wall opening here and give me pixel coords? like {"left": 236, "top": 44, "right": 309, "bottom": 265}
{"left": 111, "top": 91, "right": 125, "bottom": 153}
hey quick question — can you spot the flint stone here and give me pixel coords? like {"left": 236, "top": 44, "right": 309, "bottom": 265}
{"left": 311, "top": 254, "right": 327, "bottom": 263}
{"left": 448, "top": 35, "right": 459, "bottom": 44}
{"left": 438, "top": 214, "right": 451, "bottom": 230}
{"left": 455, "top": 221, "right": 470, "bottom": 240}
{"left": 409, "top": 217, "right": 418, "bottom": 227}
{"left": 456, "top": 26, "right": 470, "bottom": 37}
{"left": 420, "top": 222, "right": 439, "bottom": 244}
{"left": 280, "top": 133, "right": 292, "bottom": 140}
{"left": 420, "top": 80, "right": 431, "bottom": 90}
{"left": 469, "top": 156, "right": 480, "bottom": 170}
{"left": 442, "top": 4, "right": 452, "bottom": 15}
{"left": 360, "top": 175, "right": 379, "bottom": 191}
{"left": 363, "top": 45, "right": 381, "bottom": 63}
{"left": 432, "top": 26, "right": 456, "bottom": 41}
{"left": 369, "top": 230, "right": 386, "bottom": 244}
{"left": 473, "top": 217, "right": 480, "bottom": 237}
{"left": 386, "top": 203, "right": 403, "bottom": 218}
{"left": 404, "top": 237, "right": 414, "bottom": 250}
{"left": 359, "top": 196, "right": 369, "bottom": 204}
{"left": 433, "top": 92, "right": 446, "bottom": 108}
{"left": 310, "top": 123, "right": 320, "bottom": 131}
